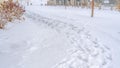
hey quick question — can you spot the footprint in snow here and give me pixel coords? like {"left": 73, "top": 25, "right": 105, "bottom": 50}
{"left": 118, "top": 32, "right": 120, "bottom": 34}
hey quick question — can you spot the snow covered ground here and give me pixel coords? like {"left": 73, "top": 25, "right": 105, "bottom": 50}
{"left": 0, "top": 6, "right": 120, "bottom": 68}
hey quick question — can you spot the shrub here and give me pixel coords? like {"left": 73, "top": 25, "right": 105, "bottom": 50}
{"left": 0, "top": 0, "right": 25, "bottom": 29}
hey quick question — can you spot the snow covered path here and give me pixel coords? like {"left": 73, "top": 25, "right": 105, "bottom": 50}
{"left": 86, "top": 17, "right": 120, "bottom": 68}
{"left": 0, "top": 6, "right": 119, "bottom": 68}
{"left": 24, "top": 8, "right": 112, "bottom": 68}
{"left": 25, "top": 6, "right": 120, "bottom": 68}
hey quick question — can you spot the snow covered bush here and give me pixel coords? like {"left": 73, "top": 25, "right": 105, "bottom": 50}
{"left": 0, "top": 0, "right": 25, "bottom": 29}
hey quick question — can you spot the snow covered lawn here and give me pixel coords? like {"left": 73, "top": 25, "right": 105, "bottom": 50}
{"left": 0, "top": 6, "right": 120, "bottom": 68}
{"left": 0, "top": 17, "right": 73, "bottom": 68}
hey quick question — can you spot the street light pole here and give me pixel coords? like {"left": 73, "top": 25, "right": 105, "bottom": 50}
{"left": 64, "top": 0, "right": 66, "bottom": 9}
{"left": 91, "top": 0, "right": 94, "bottom": 17}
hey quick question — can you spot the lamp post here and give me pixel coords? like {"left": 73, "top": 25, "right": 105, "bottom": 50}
{"left": 91, "top": 0, "right": 94, "bottom": 17}
{"left": 64, "top": 0, "right": 66, "bottom": 9}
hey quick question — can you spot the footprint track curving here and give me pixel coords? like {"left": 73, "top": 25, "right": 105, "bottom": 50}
{"left": 25, "top": 11, "right": 112, "bottom": 68}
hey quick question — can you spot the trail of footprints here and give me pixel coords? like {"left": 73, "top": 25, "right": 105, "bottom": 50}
{"left": 25, "top": 12, "right": 112, "bottom": 68}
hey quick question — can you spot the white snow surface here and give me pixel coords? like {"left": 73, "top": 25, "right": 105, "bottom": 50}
{"left": 0, "top": 6, "right": 120, "bottom": 68}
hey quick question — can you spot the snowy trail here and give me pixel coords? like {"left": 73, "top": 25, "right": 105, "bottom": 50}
{"left": 26, "top": 6, "right": 92, "bottom": 27}
{"left": 0, "top": 6, "right": 119, "bottom": 68}
{"left": 86, "top": 20, "right": 120, "bottom": 68}
{"left": 24, "top": 11, "right": 112, "bottom": 68}
{"left": 25, "top": 6, "right": 120, "bottom": 68}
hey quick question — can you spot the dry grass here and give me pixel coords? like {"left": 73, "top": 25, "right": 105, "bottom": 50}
{"left": 0, "top": 0, "right": 25, "bottom": 29}
{"left": 116, "top": 3, "right": 120, "bottom": 11}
